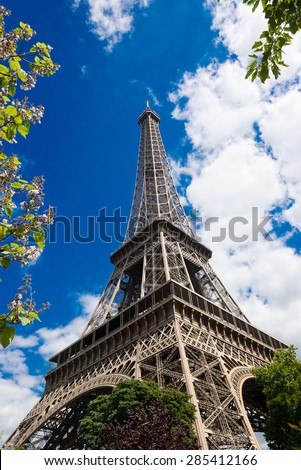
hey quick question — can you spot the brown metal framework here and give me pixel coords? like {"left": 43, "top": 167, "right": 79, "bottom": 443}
{"left": 7, "top": 105, "right": 287, "bottom": 450}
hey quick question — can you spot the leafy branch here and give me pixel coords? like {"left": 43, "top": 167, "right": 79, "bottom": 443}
{"left": 218, "top": 1, "right": 301, "bottom": 82}
{"left": 243, "top": 0, "right": 301, "bottom": 82}
{"left": 0, "top": 5, "right": 59, "bottom": 348}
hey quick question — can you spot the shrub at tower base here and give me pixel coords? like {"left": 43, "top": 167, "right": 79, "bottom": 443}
{"left": 252, "top": 346, "right": 301, "bottom": 450}
{"left": 77, "top": 380, "right": 198, "bottom": 450}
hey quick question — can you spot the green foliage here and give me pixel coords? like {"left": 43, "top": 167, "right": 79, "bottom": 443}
{"left": 288, "top": 420, "right": 301, "bottom": 449}
{"left": 0, "top": 5, "right": 59, "bottom": 347}
{"left": 0, "top": 274, "right": 46, "bottom": 349}
{"left": 78, "top": 395, "right": 110, "bottom": 449}
{"left": 98, "top": 399, "right": 198, "bottom": 450}
{"left": 244, "top": 0, "right": 301, "bottom": 82}
{"left": 78, "top": 380, "right": 197, "bottom": 449}
{"left": 219, "top": 1, "right": 301, "bottom": 82}
{"left": 0, "top": 7, "right": 59, "bottom": 143}
{"left": 252, "top": 346, "right": 301, "bottom": 449}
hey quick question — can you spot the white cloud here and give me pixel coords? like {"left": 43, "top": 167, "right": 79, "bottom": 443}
{"left": 0, "top": 348, "right": 43, "bottom": 389}
{"left": 259, "top": 87, "right": 301, "bottom": 230}
{"left": 207, "top": 0, "right": 301, "bottom": 81}
{"left": 208, "top": 238, "right": 301, "bottom": 350}
{"left": 170, "top": 61, "right": 262, "bottom": 151}
{"left": 37, "top": 293, "right": 99, "bottom": 359}
{"left": 146, "top": 86, "right": 162, "bottom": 107}
{"left": 10, "top": 334, "right": 40, "bottom": 349}
{"left": 0, "top": 346, "right": 43, "bottom": 444}
{"left": 207, "top": 0, "right": 267, "bottom": 67}
{"left": 0, "top": 378, "right": 40, "bottom": 444}
{"left": 0, "top": 293, "right": 99, "bottom": 442}
{"left": 74, "top": 0, "right": 151, "bottom": 51}
{"left": 170, "top": 1, "right": 301, "bottom": 356}
{"left": 78, "top": 292, "right": 100, "bottom": 316}
{"left": 80, "top": 64, "right": 88, "bottom": 77}
{"left": 187, "top": 139, "right": 286, "bottom": 224}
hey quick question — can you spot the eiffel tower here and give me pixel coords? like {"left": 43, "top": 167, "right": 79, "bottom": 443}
{"left": 8, "top": 104, "right": 286, "bottom": 450}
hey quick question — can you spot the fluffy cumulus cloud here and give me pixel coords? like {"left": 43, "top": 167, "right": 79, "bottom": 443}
{"left": 208, "top": 0, "right": 267, "bottom": 67}
{"left": 37, "top": 293, "right": 98, "bottom": 359}
{"left": 73, "top": 0, "right": 151, "bottom": 51}
{"left": 169, "top": 1, "right": 301, "bottom": 354}
{"left": 170, "top": 61, "right": 262, "bottom": 150}
{"left": 0, "top": 346, "right": 43, "bottom": 443}
{"left": 0, "top": 293, "right": 99, "bottom": 443}
{"left": 0, "top": 378, "right": 41, "bottom": 444}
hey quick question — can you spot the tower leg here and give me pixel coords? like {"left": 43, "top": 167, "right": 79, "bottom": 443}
{"left": 174, "top": 319, "right": 209, "bottom": 449}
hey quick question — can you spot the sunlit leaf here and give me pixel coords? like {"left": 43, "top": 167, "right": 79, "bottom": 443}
{"left": 0, "top": 326, "right": 15, "bottom": 348}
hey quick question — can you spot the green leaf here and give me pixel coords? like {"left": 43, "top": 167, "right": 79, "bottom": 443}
{"left": 5, "top": 105, "right": 17, "bottom": 117}
{"left": 18, "top": 124, "right": 29, "bottom": 138}
{"left": 258, "top": 63, "right": 270, "bottom": 83}
{"left": 14, "top": 115, "right": 23, "bottom": 125}
{"left": 260, "top": 30, "right": 270, "bottom": 39}
{"left": 248, "top": 60, "right": 258, "bottom": 70}
{"left": 17, "top": 70, "right": 27, "bottom": 82}
{"left": 0, "top": 325, "right": 15, "bottom": 348}
{"left": 252, "top": 0, "right": 259, "bottom": 12}
{"left": 6, "top": 126, "right": 15, "bottom": 141}
{"left": 11, "top": 181, "right": 22, "bottom": 189}
{"left": 28, "top": 311, "right": 41, "bottom": 322}
{"left": 0, "top": 76, "right": 9, "bottom": 87}
{"left": 271, "top": 64, "right": 280, "bottom": 79}
{"left": 245, "top": 68, "right": 254, "bottom": 80}
{"left": 253, "top": 41, "right": 262, "bottom": 49}
{"left": 288, "top": 423, "right": 301, "bottom": 431}
{"left": 20, "top": 317, "right": 32, "bottom": 326}
{"left": 0, "top": 225, "right": 8, "bottom": 240}
{"left": 8, "top": 84, "right": 16, "bottom": 97}
{"left": 1, "top": 257, "right": 11, "bottom": 269}
{"left": 33, "top": 230, "right": 45, "bottom": 249}
{"left": 10, "top": 242, "right": 21, "bottom": 249}
{"left": 12, "top": 156, "right": 21, "bottom": 165}
{"left": 5, "top": 205, "right": 12, "bottom": 217}
{"left": 0, "top": 64, "right": 9, "bottom": 74}
{"left": 9, "top": 59, "right": 21, "bottom": 71}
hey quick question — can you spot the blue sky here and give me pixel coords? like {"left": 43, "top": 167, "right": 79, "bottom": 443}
{"left": 1, "top": 0, "right": 301, "bottom": 443}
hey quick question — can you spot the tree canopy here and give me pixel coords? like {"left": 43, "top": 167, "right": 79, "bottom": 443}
{"left": 0, "top": 5, "right": 59, "bottom": 347}
{"left": 252, "top": 346, "right": 301, "bottom": 449}
{"left": 78, "top": 379, "right": 198, "bottom": 450}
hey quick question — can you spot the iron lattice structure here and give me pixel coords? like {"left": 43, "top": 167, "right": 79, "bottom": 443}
{"left": 7, "top": 105, "right": 286, "bottom": 450}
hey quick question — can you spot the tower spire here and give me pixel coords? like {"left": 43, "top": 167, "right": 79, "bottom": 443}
{"left": 125, "top": 105, "right": 193, "bottom": 241}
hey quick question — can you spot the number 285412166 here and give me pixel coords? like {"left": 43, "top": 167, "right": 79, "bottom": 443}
{"left": 186, "top": 454, "right": 258, "bottom": 466}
